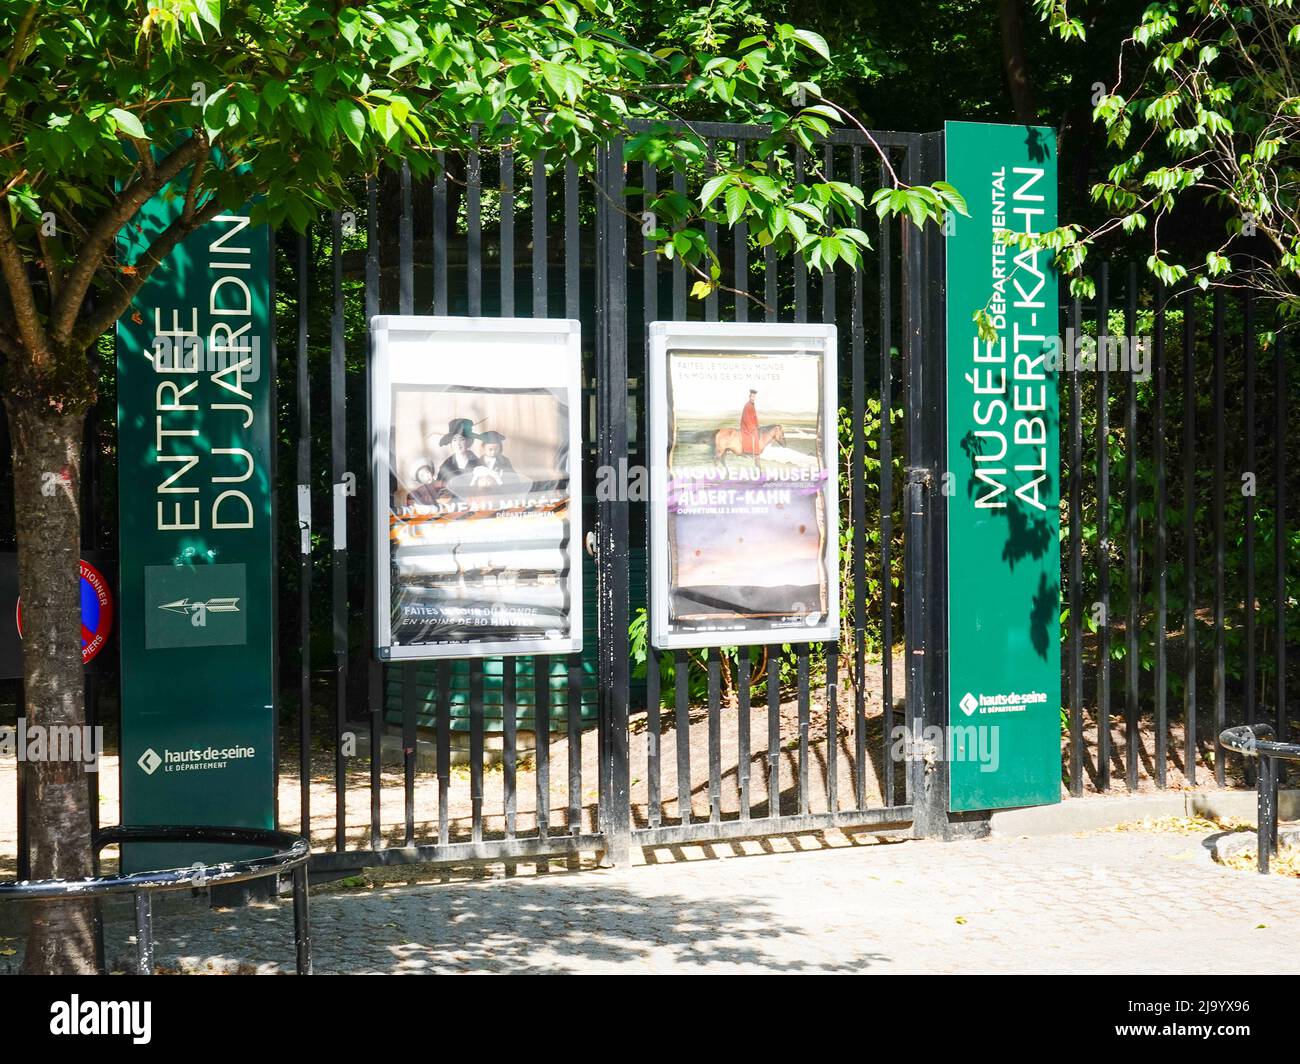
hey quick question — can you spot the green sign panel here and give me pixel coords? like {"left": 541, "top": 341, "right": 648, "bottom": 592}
{"left": 116, "top": 192, "right": 275, "bottom": 869}
{"left": 944, "top": 121, "right": 1061, "bottom": 812}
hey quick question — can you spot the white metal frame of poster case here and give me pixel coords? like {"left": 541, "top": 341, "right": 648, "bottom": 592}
{"left": 370, "top": 316, "right": 584, "bottom": 660}
{"left": 648, "top": 321, "right": 839, "bottom": 650}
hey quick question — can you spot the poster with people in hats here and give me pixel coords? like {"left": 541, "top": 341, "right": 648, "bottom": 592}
{"left": 647, "top": 322, "right": 839, "bottom": 649}
{"left": 370, "top": 317, "right": 583, "bottom": 659}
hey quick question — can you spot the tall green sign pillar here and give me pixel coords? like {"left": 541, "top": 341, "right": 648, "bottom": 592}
{"left": 942, "top": 121, "right": 1063, "bottom": 816}
{"left": 116, "top": 190, "right": 277, "bottom": 871}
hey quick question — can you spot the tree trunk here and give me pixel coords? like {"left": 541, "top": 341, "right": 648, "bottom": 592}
{"left": 998, "top": 0, "right": 1037, "bottom": 125}
{"left": 4, "top": 399, "right": 97, "bottom": 974}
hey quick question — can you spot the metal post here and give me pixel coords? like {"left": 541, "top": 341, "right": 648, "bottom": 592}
{"left": 293, "top": 865, "right": 313, "bottom": 974}
{"left": 594, "top": 140, "right": 632, "bottom": 866}
{"left": 903, "top": 131, "right": 985, "bottom": 840}
{"left": 134, "top": 891, "right": 154, "bottom": 975}
{"left": 902, "top": 132, "right": 944, "bottom": 838}
{"left": 1257, "top": 754, "right": 1275, "bottom": 875}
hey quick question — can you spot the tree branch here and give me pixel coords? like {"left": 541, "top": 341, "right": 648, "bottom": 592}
{"left": 36, "top": 226, "right": 63, "bottom": 300}
{"left": 0, "top": 204, "right": 47, "bottom": 365}
{"left": 72, "top": 196, "right": 224, "bottom": 351}
{"left": 49, "top": 135, "right": 203, "bottom": 348}
{"left": 0, "top": 2, "right": 39, "bottom": 94}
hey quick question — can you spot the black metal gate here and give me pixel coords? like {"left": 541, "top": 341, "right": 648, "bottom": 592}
{"left": 292, "top": 121, "right": 949, "bottom": 875}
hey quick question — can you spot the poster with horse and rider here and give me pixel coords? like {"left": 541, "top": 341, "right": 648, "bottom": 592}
{"left": 369, "top": 316, "right": 585, "bottom": 659}
{"left": 647, "top": 322, "right": 839, "bottom": 649}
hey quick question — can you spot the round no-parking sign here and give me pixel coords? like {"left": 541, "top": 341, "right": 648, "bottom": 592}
{"left": 15, "top": 559, "right": 114, "bottom": 665}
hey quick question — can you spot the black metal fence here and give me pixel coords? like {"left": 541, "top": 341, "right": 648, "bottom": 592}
{"left": 1060, "top": 273, "right": 1293, "bottom": 796}
{"left": 2, "top": 122, "right": 1295, "bottom": 880}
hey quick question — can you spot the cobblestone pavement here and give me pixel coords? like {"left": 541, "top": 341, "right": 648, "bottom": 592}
{"left": 7, "top": 828, "right": 1298, "bottom": 974}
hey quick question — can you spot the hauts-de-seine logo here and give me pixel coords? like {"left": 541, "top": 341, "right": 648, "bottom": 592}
{"left": 959, "top": 692, "right": 979, "bottom": 716}
{"left": 136, "top": 742, "right": 256, "bottom": 775}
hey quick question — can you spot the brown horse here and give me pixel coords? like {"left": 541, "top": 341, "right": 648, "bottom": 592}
{"left": 714, "top": 423, "right": 785, "bottom": 463}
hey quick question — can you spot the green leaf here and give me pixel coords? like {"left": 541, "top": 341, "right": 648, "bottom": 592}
{"left": 337, "top": 101, "right": 366, "bottom": 150}
{"left": 540, "top": 61, "right": 582, "bottom": 103}
{"left": 724, "top": 185, "right": 749, "bottom": 226}
{"left": 109, "top": 108, "right": 148, "bottom": 140}
{"left": 792, "top": 29, "right": 831, "bottom": 63}
{"left": 699, "top": 172, "right": 731, "bottom": 208}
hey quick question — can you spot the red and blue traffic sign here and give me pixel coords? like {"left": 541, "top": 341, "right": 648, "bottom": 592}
{"left": 15, "top": 559, "right": 114, "bottom": 665}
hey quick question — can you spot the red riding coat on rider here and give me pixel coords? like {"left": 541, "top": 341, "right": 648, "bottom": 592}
{"left": 740, "top": 389, "right": 760, "bottom": 456}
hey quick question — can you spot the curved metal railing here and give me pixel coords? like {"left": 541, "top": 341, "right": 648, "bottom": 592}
{"left": 0, "top": 826, "right": 311, "bottom": 974}
{"left": 1220, "top": 724, "right": 1300, "bottom": 875}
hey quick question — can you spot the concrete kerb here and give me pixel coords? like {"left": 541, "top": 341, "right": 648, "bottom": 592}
{"left": 989, "top": 789, "right": 1300, "bottom": 837}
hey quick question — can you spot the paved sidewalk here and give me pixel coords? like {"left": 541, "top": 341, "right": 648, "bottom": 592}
{"left": 27, "top": 828, "right": 1294, "bottom": 975}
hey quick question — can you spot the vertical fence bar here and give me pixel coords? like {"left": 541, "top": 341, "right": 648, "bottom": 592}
{"left": 595, "top": 137, "right": 631, "bottom": 863}
{"left": 436, "top": 659, "right": 450, "bottom": 845}
{"left": 1154, "top": 282, "right": 1168, "bottom": 787}
{"left": 797, "top": 644, "right": 810, "bottom": 815}
{"left": 673, "top": 169, "right": 688, "bottom": 315}
{"left": 449, "top": 146, "right": 479, "bottom": 843}
{"left": 565, "top": 159, "right": 579, "bottom": 320}
{"left": 504, "top": 657, "right": 517, "bottom": 838}
{"left": 821, "top": 143, "right": 838, "bottom": 815}
{"left": 674, "top": 650, "right": 690, "bottom": 823}
{"left": 434, "top": 153, "right": 448, "bottom": 315}
{"left": 470, "top": 659, "right": 484, "bottom": 843}
{"left": 1069, "top": 293, "right": 1083, "bottom": 795}
{"left": 735, "top": 141, "right": 749, "bottom": 324}
{"left": 764, "top": 240, "right": 777, "bottom": 323}
{"left": 1125, "top": 263, "right": 1139, "bottom": 790}
{"left": 501, "top": 152, "right": 518, "bottom": 832}
{"left": 531, "top": 153, "right": 550, "bottom": 839}
{"left": 767, "top": 651, "right": 780, "bottom": 816}
{"left": 535, "top": 655, "right": 551, "bottom": 838}
{"left": 532, "top": 155, "right": 547, "bottom": 317}
{"left": 1243, "top": 294, "right": 1256, "bottom": 755}
{"left": 1213, "top": 291, "right": 1226, "bottom": 786}
{"left": 793, "top": 147, "right": 806, "bottom": 322}
{"left": 827, "top": 642, "right": 839, "bottom": 812}
{"left": 704, "top": 139, "right": 719, "bottom": 321}
{"left": 738, "top": 646, "right": 751, "bottom": 819}
{"left": 1276, "top": 336, "right": 1287, "bottom": 747}
{"left": 1095, "top": 263, "right": 1111, "bottom": 789}
{"left": 850, "top": 147, "right": 867, "bottom": 811}
{"left": 330, "top": 210, "right": 348, "bottom": 851}
{"left": 1183, "top": 290, "right": 1197, "bottom": 784}
{"left": 567, "top": 652, "right": 581, "bottom": 834}
{"left": 822, "top": 143, "right": 836, "bottom": 324}
{"left": 707, "top": 648, "right": 721, "bottom": 823}
{"left": 402, "top": 669, "right": 416, "bottom": 847}
{"left": 296, "top": 233, "right": 312, "bottom": 836}
{"left": 397, "top": 166, "right": 415, "bottom": 845}
{"left": 366, "top": 177, "right": 383, "bottom": 850}
{"left": 467, "top": 128, "right": 482, "bottom": 317}
{"left": 643, "top": 161, "right": 661, "bottom": 830}
{"left": 879, "top": 160, "right": 895, "bottom": 807}
{"left": 733, "top": 146, "right": 754, "bottom": 822}
{"left": 501, "top": 145, "right": 515, "bottom": 317}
